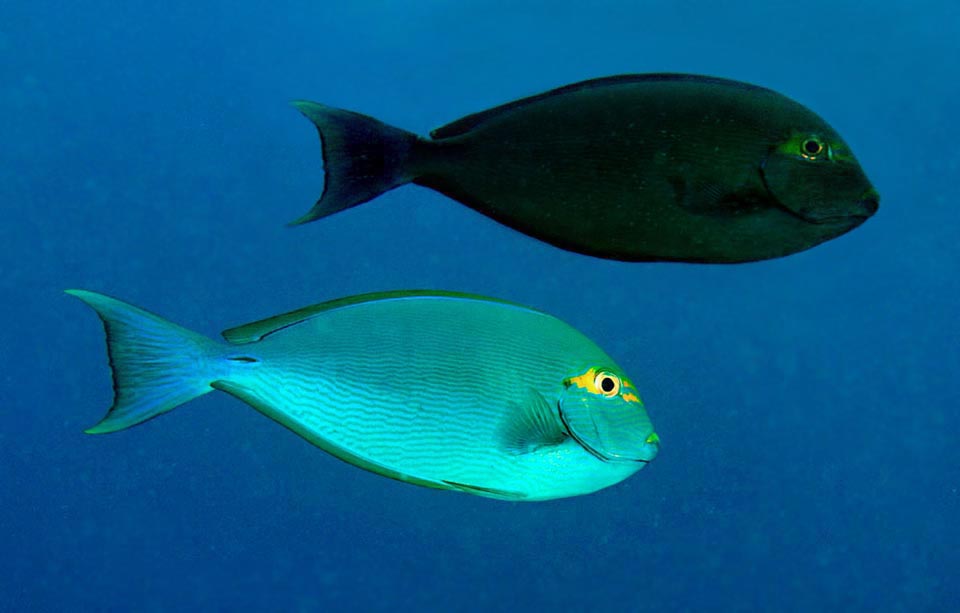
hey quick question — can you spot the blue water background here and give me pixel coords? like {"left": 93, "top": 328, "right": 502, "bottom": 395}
{"left": 2, "top": 1, "right": 957, "bottom": 610}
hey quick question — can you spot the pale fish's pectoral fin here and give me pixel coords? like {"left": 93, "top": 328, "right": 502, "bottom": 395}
{"left": 210, "top": 379, "right": 466, "bottom": 494}
{"left": 499, "top": 388, "right": 569, "bottom": 456}
{"left": 441, "top": 480, "right": 527, "bottom": 501}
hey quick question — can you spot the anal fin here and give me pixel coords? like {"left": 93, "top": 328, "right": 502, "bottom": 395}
{"left": 211, "top": 379, "right": 452, "bottom": 493}
{"left": 442, "top": 480, "right": 527, "bottom": 501}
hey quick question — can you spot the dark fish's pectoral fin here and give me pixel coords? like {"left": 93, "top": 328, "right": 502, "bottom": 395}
{"left": 290, "top": 101, "right": 422, "bottom": 226}
{"left": 441, "top": 480, "right": 527, "bottom": 501}
{"left": 499, "top": 389, "right": 568, "bottom": 455}
{"left": 672, "top": 174, "right": 770, "bottom": 217}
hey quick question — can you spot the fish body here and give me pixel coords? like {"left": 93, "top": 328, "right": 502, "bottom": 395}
{"left": 294, "top": 74, "right": 878, "bottom": 263}
{"left": 68, "top": 290, "right": 659, "bottom": 501}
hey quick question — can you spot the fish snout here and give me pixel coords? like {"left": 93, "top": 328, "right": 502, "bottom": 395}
{"left": 856, "top": 189, "right": 880, "bottom": 217}
{"left": 637, "top": 432, "right": 660, "bottom": 463}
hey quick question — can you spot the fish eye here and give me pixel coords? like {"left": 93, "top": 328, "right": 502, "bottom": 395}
{"left": 594, "top": 371, "right": 621, "bottom": 397}
{"left": 801, "top": 137, "right": 824, "bottom": 159}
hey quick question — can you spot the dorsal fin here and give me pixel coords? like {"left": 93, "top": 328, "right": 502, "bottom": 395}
{"left": 430, "top": 73, "right": 772, "bottom": 140}
{"left": 221, "top": 290, "right": 534, "bottom": 344}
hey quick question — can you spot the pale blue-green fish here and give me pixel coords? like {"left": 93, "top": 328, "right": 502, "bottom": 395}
{"left": 67, "top": 289, "right": 660, "bottom": 501}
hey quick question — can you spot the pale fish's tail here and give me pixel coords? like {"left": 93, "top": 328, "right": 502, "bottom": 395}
{"left": 66, "top": 290, "right": 226, "bottom": 434}
{"left": 289, "top": 100, "right": 424, "bottom": 226}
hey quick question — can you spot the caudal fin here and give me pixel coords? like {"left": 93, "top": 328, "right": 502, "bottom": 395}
{"left": 66, "top": 290, "right": 223, "bottom": 434}
{"left": 291, "top": 101, "right": 422, "bottom": 226}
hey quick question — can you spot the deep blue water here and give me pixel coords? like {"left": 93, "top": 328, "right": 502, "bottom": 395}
{"left": 2, "top": 1, "right": 958, "bottom": 610}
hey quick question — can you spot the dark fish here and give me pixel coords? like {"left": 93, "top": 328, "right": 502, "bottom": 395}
{"left": 292, "top": 74, "right": 879, "bottom": 263}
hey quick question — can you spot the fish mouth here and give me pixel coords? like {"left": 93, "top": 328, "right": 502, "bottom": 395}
{"left": 799, "top": 210, "right": 872, "bottom": 225}
{"left": 855, "top": 194, "right": 880, "bottom": 218}
{"left": 803, "top": 194, "right": 879, "bottom": 225}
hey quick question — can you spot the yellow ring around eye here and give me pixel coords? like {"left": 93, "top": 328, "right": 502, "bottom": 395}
{"left": 594, "top": 371, "right": 621, "bottom": 397}
{"left": 801, "top": 138, "right": 824, "bottom": 159}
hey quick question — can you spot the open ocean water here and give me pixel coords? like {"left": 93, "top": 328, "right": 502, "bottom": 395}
{"left": 1, "top": 1, "right": 957, "bottom": 610}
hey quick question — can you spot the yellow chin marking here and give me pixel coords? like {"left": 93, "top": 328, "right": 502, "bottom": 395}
{"left": 565, "top": 367, "right": 643, "bottom": 404}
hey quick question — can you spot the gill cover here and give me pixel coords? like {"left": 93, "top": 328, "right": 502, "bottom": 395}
{"left": 558, "top": 367, "right": 658, "bottom": 463}
{"left": 761, "top": 132, "right": 876, "bottom": 223}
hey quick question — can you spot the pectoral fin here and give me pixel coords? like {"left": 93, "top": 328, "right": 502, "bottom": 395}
{"left": 672, "top": 173, "right": 769, "bottom": 217}
{"left": 499, "top": 389, "right": 568, "bottom": 455}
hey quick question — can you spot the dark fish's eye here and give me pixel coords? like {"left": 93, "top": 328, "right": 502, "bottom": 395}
{"left": 802, "top": 138, "right": 824, "bottom": 158}
{"left": 594, "top": 371, "right": 621, "bottom": 397}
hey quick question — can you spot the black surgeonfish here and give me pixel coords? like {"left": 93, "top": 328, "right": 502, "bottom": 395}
{"left": 292, "top": 74, "right": 878, "bottom": 263}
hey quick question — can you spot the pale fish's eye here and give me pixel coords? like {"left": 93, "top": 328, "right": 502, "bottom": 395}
{"left": 594, "top": 371, "right": 621, "bottom": 397}
{"left": 801, "top": 137, "right": 825, "bottom": 159}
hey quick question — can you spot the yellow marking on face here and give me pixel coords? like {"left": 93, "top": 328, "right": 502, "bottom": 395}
{"left": 646, "top": 432, "right": 660, "bottom": 445}
{"left": 565, "top": 367, "right": 641, "bottom": 403}
{"left": 566, "top": 368, "right": 600, "bottom": 393}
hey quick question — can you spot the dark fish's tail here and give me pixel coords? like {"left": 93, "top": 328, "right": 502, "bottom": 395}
{"left": 66, "top": 290, "right": 225, "bottom": 434}
{"left": 291, "top": 101, "right": 424, "bottom": 226}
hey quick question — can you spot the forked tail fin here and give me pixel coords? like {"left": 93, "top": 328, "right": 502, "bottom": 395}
{"left": 291, "top": 101, "right": 423, "bottom": 226}
{"left": 66, "top": 290, "right": 224, "bottom": 433}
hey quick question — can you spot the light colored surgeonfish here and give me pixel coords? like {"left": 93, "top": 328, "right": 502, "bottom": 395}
{"left": 68, "top": 289, "right": 660, "bottom": 501}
